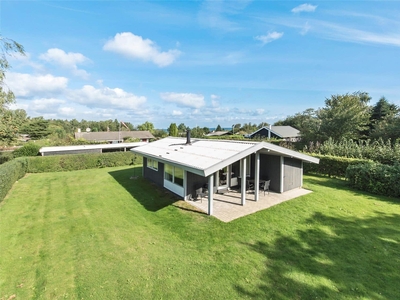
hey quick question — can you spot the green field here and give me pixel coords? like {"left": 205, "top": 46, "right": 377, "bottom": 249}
{"left": 1, "top": 166, "right": 399, "bottom": 299}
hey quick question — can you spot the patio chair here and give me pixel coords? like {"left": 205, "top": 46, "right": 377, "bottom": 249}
{"left": 261, "top": 180, "right": 270, "bottom": 195}
{"left": 195, "top": 187, "right": 207, "bottom": 203}
{"left": 246, "top": 180, "right": 254, "bottom": 193}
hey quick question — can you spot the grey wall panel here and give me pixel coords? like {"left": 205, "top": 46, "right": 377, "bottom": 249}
{"left": 283, "top": 157, "right": 302, "bottom": 192}
{"left": 186, "top": 172, "right": 208, "bottom": 199}
{"left": 143, "top": 158, "right": 164, "bottom": 187}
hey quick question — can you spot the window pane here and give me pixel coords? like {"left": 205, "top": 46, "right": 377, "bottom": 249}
{"left": 174, "top": 167, "right": 183, "bottom": 186}
{"left": 165, "top": 164, "right": 173, "bottom": 181}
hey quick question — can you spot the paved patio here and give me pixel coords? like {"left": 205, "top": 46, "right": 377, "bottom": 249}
{"left": 187, "top": 188, "right": 312, "bottom": 222}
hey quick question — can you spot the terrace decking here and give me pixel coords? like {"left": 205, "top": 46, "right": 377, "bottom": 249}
{"left": 187, "top": 188, "right": 312, "bottom": 222}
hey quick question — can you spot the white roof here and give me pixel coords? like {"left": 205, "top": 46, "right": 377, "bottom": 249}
{"left": 40, "top": 142, "right": 147, "bottom": 153}
{"left": 131, "top": 137, "right": 318, "bottom": 177}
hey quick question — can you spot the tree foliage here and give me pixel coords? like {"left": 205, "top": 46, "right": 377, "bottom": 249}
{"left": 318, "top": 92, "right": 371, "bottom": 141}
{"left": 167, "top": 123, "right": 178, "bottom": 137}
{"left": 137, "top": 121, "right": 154, "bottom": 133}
{"left": 21, "top": 117, "right": 51, "bottom": 139}
{"left": 0, "top": 36, "right": 25, "bottom": 143}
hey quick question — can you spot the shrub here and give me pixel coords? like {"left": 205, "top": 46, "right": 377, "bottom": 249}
{"left": 0, "top": 158, "right": 28, "bottom": 202}
{"left": 26, "top": 152, "right": 142, "bottom": 173}
{"left": 304, "top": 154, "right": 370, "bottom": 178}
{"left": 304, "top": 138, "right": 400, "bottom": 165}
{"left": 346, "top": 162, "right": 400, "bottom": 198}
{"left": 0, "top": 151, "right": 14, "bottom": 165}
{"left": 13, "top": 143, "right": 41, "bottom": 158}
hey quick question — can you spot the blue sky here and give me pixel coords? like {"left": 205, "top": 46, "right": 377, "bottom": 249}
{"left": 2, "top": 1, "right": 400, "bottom": 129}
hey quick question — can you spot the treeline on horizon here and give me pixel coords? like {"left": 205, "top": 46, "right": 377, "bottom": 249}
{"left": 1, "top": 91, "right": 400, "bottom": 147}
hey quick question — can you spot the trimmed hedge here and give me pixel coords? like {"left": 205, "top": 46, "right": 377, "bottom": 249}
{"left": 346, "top": 162, "right": 400, "bottom": 198}
{"left": 26, "top": 152, "right": 142, "bottom": 173}
{"left": 303, "top": 154, "right": 370, "bottom": 178}
{"left": 13, "top": 143, "right": 41, "bottom": 158}
{"left": 0, "top": 158, "right": 28, "bottom": 202}
{"left": 0, "top": 152, "right": 142, "bottom": 203}
{"left": 0, "top": 151, "right": 14, "bottom": 165}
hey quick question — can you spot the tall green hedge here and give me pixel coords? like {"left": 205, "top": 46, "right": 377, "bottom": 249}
{"left": 346, "top": 162, "right": 400, "bottom": 198}
{"left": 26, "top": 152, "right": 142, "bottom": 173}
{"left": 0, "top": 152, "right": 142, "bottom": 203}
{"left": 303, "top": 154, "right": 370, "bottom": 178}
{"left": 0, "top": 158, "right": 28, "bottom": 202}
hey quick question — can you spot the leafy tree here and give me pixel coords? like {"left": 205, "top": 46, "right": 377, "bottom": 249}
{"left": 168, "top": 123, "right": 178, "bottom": 136}
{"left": 21, "top": 117, "right": 51, "bottom": 139}
{"left": 318, "top": 92, "right": 371, "bottom": 141}
{"left": 137, "top": 121, "right": 155, "bottom": 133}
{"left": 178, "top": 123, "right": 187, "bottom": 133}
{"left": 370, "top": 113, "right": 400, "bottom": 142}
{"left": 241, "top": 122, "right": 257, "bottom": 133}
{"left": 202, "top": 127, "right": 210, "bottom": 135}
{"left": 153, "top": 129, "right": 168, "bottom": 138}
{"left": 0, "top": 36, "right": 25, "bottom": 143}
{"left": 190, "top": 126, "right": 205, "bottom": 138}
{"left": 370, "top": 97, "right": 398, "bottom": 122}
{"left": 275, "top": 108, "right": 321, "bottom": 142}
{"left": 258, "top": 122, "right": 269, "bottom": 129}
{"left": 215, "top": 124, "right": 222, "bottom": 131}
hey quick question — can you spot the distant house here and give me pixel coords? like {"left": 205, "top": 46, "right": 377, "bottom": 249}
{"left": 74, "top": 130, "right": 154, "bottom": 143}
{"left": 246, "top": 126, "right": 301, "bottom": 142}
{"left": 206, "top": 131, "right": 230, "bottom": 137}
{"left": 131, "top": 132, "right": 318, "bottom": 215}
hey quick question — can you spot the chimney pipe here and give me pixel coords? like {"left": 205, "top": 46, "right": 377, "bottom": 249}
{"left": 186, "top": 130, "right": 192, "bottom": 145}
{"left": 268, "top": 124, "right": 271, "bottom": 139}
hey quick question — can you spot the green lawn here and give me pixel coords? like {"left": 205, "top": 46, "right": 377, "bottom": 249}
{"left": 1, "top": 166, "right": 399, "bottom": 299}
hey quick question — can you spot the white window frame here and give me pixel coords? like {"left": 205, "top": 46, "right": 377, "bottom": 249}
{"left": 147, "top": 158, "right": 158, "bottom": 171}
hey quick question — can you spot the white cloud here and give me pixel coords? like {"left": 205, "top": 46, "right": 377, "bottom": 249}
{"left": 211, "top": 94, "right": 220, "bottom": 107}
{"left": 300, "top": 21, "right": 311, "bottom": 35}
{"left": 291, "top": 3, "right": 317, "bottom": 13}
{"left": 5, "top": 73, "right": 68, "bottom": 97}
{"left": 313, "top": 20, "right": 400, "bottom": 47}
{"left": 172, "top": 110, "right": 183, "bottom": 116}
{"left": 58, "top": 106, "right": 75, "bottom": 116}
{"left": 30, "top": 98, "right": 65, "bottom": 111}
{"left": 160, "top": 92, "right": 205, "bottom": 109}
{"left": 103, "top": 32, "right": 181, "bottom": 67}
{"left": 255, "top": 31, "right": 284, "bottom": 45}
{"left": 70, "top": 85, "right": 147, "bottom": 110}
{"left": 39, "top": 48, "right": 90, "bottom": 79}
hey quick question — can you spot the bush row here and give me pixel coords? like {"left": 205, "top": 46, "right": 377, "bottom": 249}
{"left": 12, "top": 143, "right": 41, "bottom": 158}
{"left": 0, "top": 158, "right": 28, "bottom": 202}
{"left": 346, "top": 162, "right": 400, "bottom": 198}
{"left": 27, "top": 152, "right": 142, "bottom": 173}
{"left": 304, "top": 138, "right": 400, "bottom": 165}
{"left": 303, "top": 154, "right": 370, "bottom": 178}
{"left": 0, "top": 152, "right": 142, "bottom": 203}
{"left": 0, "top": 151, "right": 14, "bottom": 165}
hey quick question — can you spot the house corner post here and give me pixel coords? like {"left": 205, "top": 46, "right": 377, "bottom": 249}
{"left": 255, "top": 152, "right": 260, "bottom": 201}
{"left": 208, "top": 174, "right": 214, "bottom": 215}
{"left": 241, "top": 157, "right": 246, "bottom": 206}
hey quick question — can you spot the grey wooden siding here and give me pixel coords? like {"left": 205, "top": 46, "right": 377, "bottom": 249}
{"left": 143, "top": 157, "right": 164, "bottom": 187}
{"left": 283, "top": 157, "right": 302, "bottom": 192}
{"left": 186, "top": 172, "right": 208, "bottom": 199}
{"left": 260, "top": 154, "right": 281, "bottom": 192}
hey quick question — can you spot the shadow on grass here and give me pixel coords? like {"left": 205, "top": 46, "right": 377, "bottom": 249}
{"left": 236, "top": 211, "right": 400, "bottom": 299}
{"left": 108, "top": 166, "right": 203, "bottom": 214}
